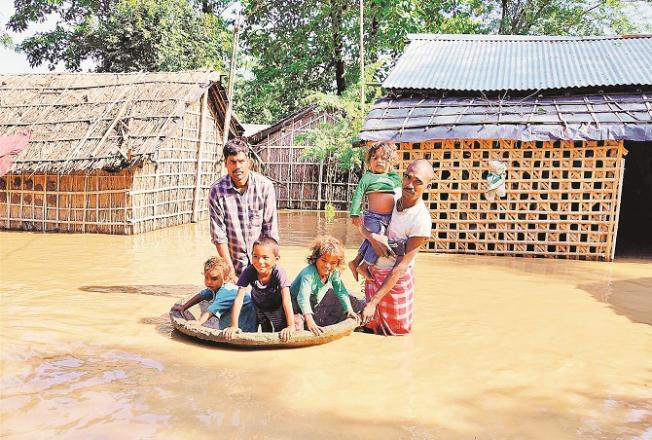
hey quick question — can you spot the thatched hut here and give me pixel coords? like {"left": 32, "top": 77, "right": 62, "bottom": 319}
{"left": 360, "top": 34, "right": 652, "bottom": 261}
{"left": 0, "top": 71, "right": 242, "bottom": 234}
{"left": 248, "top": 104, "right": 360, "bottom": 210}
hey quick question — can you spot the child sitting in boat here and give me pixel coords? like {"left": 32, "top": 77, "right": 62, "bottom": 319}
{"left": 171, "top": 256, "right": 257, "bottom": 332}
{"left": 292, "top": 235, "right": 364, "bottom": 336}
{"left": 224, "top": 237, "right": 296, "bottom": 342}
{"left": 348, "top": 142, "right": 402, "bottom": 281}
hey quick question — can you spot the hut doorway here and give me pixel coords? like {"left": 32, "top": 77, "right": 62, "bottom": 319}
{"left": 616, "top": 142, "right": 652, "bottom": 257}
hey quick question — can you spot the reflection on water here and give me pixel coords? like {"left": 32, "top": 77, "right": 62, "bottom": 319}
{"left": 278, "top": 209, "right": 361, "bottom": 247}
{"left": 1, "top": 212, "right": 652, "bottom": 439}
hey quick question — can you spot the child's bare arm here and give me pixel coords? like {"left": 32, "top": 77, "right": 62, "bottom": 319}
{"left": 171, "top": 293, "right": 205, "bottom": 316}
{"left": 304, "top": 313, "right": 324, "bottom": 336}
{"left": 196, "top": 311, "right": 213, "bottom": 325}
{"left": 279, "top": 287, "right": 295, "bottom": 341}
{"left": 224, "top": 287, "right": 246, "bottom": 339}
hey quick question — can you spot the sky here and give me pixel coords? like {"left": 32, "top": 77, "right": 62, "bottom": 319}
{"left": 1, "top": 0, "right": 651, "bottom": 74}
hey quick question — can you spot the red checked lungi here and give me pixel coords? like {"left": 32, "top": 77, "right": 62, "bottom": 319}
{"left": 364, "top": 265, "right": 415, "bottom": 335}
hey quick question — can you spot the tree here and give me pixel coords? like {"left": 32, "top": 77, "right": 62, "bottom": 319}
{"left": 236, "top": 0, "right": 646, "bottom": 123}
{"left": 7, "top": 0, "right": 231, "bottom": 72}
{"left": 493, "top": 0, "right": 641, "bottom": 35}
{"left": 237, "top": 0, "right": 488, "bottom": 123}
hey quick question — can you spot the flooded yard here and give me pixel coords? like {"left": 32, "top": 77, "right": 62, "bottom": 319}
{"left": 1, "top": 211, "right": 651, "bottom": 439}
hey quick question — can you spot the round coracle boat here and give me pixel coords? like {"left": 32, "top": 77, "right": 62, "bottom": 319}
{"left": 169, "top": 298, "right": 359, "bottom": 348}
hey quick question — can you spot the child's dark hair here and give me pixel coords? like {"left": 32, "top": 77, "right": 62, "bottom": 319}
{"left": 253, "top": 236, "right": 280, "bottom": 258}
{"left": 203, "top": 256, "right": 236, "bottom": 283}
{"left": 365, "top": 142, "right": 398, "bottom": 167}
{"left": 223, "top": 136, "right": 250, "bottom": 159}
{"left": 306, "top": 235, "right": 345, "bottom": 267}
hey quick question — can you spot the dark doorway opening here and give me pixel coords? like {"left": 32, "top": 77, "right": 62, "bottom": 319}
{"left": 616, "top": 142, "right": 652, "bottom": 258}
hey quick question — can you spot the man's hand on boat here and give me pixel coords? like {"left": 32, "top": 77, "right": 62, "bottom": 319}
{"left": 224, "top": 326, "right": 241, "bottom": 339}
{"left": 361, "top": 300, "right": 378, "bottom": 326}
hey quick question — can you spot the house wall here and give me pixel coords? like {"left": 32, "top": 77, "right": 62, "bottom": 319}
{"left": 399, "top": 139, "right": 625, "bottom": 261}
{"left": 254, "top": 110, "right": 360, "bottom": 211}
{"left": 130, "top": 92, "right": 225, "bottom": 234}
{"left": 0, "top": 91, "right": 228, "bottom": 235}
{"left": 0, "top": 170, "right": 132, "bottom": 234}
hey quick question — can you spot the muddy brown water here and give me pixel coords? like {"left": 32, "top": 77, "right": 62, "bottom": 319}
{"left": 1, "top": 211, "right": 651, "bottom": 439}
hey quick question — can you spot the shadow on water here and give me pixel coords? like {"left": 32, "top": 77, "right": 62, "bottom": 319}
{"left": 577, "top": 277, "right": 652, "bottom": 326}
{"left": 79, "top": 284, "right": 199, "bottom": 297}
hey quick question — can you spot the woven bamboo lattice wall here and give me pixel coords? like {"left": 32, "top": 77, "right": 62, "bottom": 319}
{"left": 254, "top": 110, "right": 360, "bottom": 211}
{"left": 398, "top": 139, "right": 625, "bottom": 261}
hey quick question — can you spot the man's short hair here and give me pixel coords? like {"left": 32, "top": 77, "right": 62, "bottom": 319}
{"left": 223, "top": 137, "right": 250, "bottom": 159}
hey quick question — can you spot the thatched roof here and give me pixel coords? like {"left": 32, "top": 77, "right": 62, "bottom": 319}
{"left": 0, "top": 71, "right": 242, "bottom": 173}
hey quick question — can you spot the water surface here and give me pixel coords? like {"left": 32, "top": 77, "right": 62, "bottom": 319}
{"left": 1, "top": 211, "right": 651, "bottom": 439}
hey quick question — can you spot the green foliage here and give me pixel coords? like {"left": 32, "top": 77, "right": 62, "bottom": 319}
{"left": 299, "top": 64, "right": 383, "bottom": 173}
{"left": 1, "top": 31, "right": 11, "bottom": 48}
{"left": 7, "top": 0, "right": 230, "bottom": 71}
{"left": 324, "top": 202, "right": 336, "bottom": 223}
{"left": 237, "top": 0, "right": 489, "bottom": 123}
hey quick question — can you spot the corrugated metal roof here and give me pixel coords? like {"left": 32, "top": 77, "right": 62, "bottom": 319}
{"left": 359, "top": 93, "right": 652, "bottom": 142}
{"left": 383, "top": 34, "right": 652, "bottom": 92}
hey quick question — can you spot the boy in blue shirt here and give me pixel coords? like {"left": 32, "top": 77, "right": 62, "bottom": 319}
{"left": 171, "top": 256, "right": 257, "bottom": 331}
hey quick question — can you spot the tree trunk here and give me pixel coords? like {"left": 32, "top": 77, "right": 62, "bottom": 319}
{"left": 368, "top": 2, "right": 380, "bottom": 64}
{"left": 499, "top": 0, "right": 509, "bottom": 34}
{"left": 331, "top": 3, "right": 346, "bottom": 94}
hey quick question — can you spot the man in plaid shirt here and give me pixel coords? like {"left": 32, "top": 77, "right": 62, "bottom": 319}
{"left": 208, "top": 137, "right": 279, "bottom": 276}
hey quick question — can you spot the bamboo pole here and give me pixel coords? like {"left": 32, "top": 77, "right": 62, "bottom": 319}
{"left": 359, "top": 0, "right": 365, "bottom": 113}
{"left": 192, "top": 92, "right": 208, "bottom": 222}
{"left": 43, "top": 172, "right": 48, "bottom": 230}
{"left": 82, "top": 174, "right": 88, "bottom": 232}
{"left": 609, "top": 156, "right": 626, "bottom": 261}
{"left": 4, "top": 176, "right": 10, "bottom": 228}
{"left": 222, "top": 12, "right": 241, "bottom": 146}
{"left": 317, "top": 159, "right": 324, "bottom": 210}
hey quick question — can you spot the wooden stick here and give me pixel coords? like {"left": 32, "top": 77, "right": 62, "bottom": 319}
{"left": 192, "top": 94, "right": 207, "bottom": 223}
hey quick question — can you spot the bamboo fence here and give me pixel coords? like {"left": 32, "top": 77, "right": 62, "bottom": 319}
{"left": 251, "top": 107, "right": 360, "bottom": 211}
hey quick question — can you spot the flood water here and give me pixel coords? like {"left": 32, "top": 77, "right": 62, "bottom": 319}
{"left": 1, "top": 211, "right": 651, "bottom": 439}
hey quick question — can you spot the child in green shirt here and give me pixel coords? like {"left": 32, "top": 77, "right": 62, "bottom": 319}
{"left": 348, "top": 142, "right": 402, "bottom": 281}
{"left": 290, "top": 235, "right": 364, "bottom": 335}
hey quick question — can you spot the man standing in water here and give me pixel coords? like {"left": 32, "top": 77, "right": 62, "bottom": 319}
{"left": 208, "top": 137, "right": 279, "bottom": 277}
{"left": 359, "top": 159, "right": 434, "bottom": 335}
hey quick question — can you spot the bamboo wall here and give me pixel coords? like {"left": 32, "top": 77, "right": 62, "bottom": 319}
{"left": 399, "top": 139, "right": 626, "bottom": 261}
{"left": 130, "top": 93, "right": 225, "bottom": 234}
{"left": 255, "top": 110, "right": 360, "bottom": 211}
{"left": 0, "top": 91, "right": 227, "bottom": 235}
{"left": 0, "top": 170, "right": 132, "bottom": 234}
